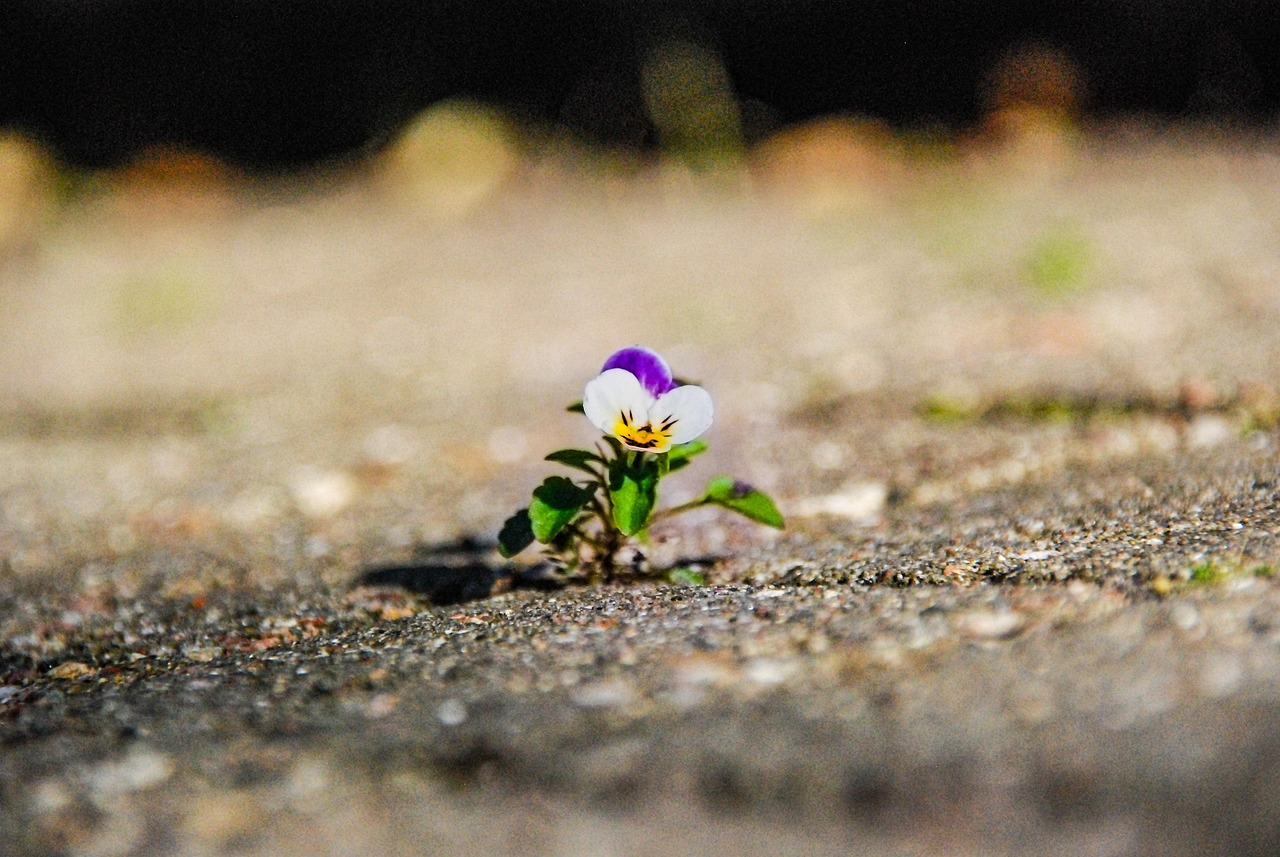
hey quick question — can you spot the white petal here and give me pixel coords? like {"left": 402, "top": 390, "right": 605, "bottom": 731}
{"left": 583, "top": 368, "right": 654, "bottom": 435}
{"left": 651, "top": 385, "right": 713, "bottom": 444}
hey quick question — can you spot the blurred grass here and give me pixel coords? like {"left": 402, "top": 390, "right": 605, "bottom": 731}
{"left": 1023, "top": 223, "right": 1093, "bottom": 299}
{"left": 113, "top": 267, "right": 214, "bottom": 337}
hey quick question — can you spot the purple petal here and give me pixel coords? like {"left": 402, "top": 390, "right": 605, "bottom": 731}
{"left": 600, "top": 346, "right": 676, "bottom": 397}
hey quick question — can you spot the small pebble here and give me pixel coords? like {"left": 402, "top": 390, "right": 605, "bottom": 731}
{"left": 181, "top": 792, "right": 267, "bottom": 847}
{"left": 290, "top": 467, "right": 356, "bottom": 518}
{"left": 744, "top": 658, "right": 798, "bottom": 687}
{"left": 672, "top": 657, "right": 737, "bottom": 690}
{"left": 48, "top": 661, "right": 93, "bottom": 680}
{"left": 437, "top": 698, "right": 468, "bottom": 726}
{"left": 184, "top": 646, "right": 223, "bottom": 664}
{"left": 32, "top": 780, "right": 72, "bottom": 815}
{"left": 1185, "top": 415, "right": 1234, "bottom": 449}
{"left": 367, "top": 693, "right": 399, "bottom": 718}
{"left": 571, "top": 679, "right": 635, "bottom": 709}
{"left": 286, "top": 757, "right": 331, "bottom": 802}
{"left": 956, "top": 610, "right": 1025, "bottom": 640}
{"left": 87, "top": 748, "right": 174, "bottom": 795}
{"left": 1168, "top": 603, "right": 1200, "bottom": 631}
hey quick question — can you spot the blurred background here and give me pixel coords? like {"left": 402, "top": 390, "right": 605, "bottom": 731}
{"left": 2, "top": 0, "right": 1280, "bottom": 581}
{"left": 5, "top": 0, "right": 1280, "bottom": 168}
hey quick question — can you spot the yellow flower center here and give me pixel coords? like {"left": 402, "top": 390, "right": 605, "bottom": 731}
{"left": 614, "top": 409, "right": 676, "bottom": 451}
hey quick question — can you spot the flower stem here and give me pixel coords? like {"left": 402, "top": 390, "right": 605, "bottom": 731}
{"left": 650, "top": 497, "right": 710, "bottom": 522}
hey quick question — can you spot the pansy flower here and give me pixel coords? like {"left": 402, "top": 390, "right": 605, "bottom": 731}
{"left": 583, "top": 346, "right": 713, "bottom": 454}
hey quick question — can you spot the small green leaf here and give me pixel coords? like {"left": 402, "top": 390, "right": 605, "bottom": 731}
{"left": 667, "top": 438, "right": 709, "bottom": 472}
{"left": 610, "top": 460, "right": 659, "bottom": 536}
{"left": 566, "top": 400, "right": 585, "bottom": 414}
{"left": 497, "top": 508, "right": 536, "bottom": 558}
{"left": 1189, "top": 561, "right": 1221, "bottom": 585}
{"left": 545, "top": 448, "right": 604, "bottom": 474}
{"left": 529, "top": 477, "right": 596, "bottom": 543}
{"left": 1024, "top": 224, "right": 1092, "bottom": 300}
{"left": 667, "top": 567, "right": 706, "bottom": 586}
{"left": 704, "top": 476, "right": 785, "bottom": 528}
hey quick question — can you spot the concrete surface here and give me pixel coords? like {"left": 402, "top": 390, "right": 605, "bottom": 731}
{"left": 3, "top": 126, "right": 1280, "bottom": 856}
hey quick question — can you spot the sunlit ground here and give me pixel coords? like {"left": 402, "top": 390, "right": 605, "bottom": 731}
{"left": 6, "top": 88, "right": 1280, "bottom": 856}
{"left": 1, "top": 105, "right": 1278, "bottom": 591}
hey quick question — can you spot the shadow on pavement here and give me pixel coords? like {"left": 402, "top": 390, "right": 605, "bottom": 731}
{"left": 356, "top": 537, "right": 509, "bottom": 605}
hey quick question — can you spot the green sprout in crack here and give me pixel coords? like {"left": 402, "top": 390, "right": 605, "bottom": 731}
{"left": 1187, "top": 559, "right": 1275, "bottom": 587}
{"left": 498, "top": 346, "right": 783, "bottom": 582}
{"left": 1189, "top": 560, "right": 1223, "bottom": 585}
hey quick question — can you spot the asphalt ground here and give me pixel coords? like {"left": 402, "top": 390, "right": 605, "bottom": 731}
{"left": 3, "top": 122, "right": 1280, "bottom": 855}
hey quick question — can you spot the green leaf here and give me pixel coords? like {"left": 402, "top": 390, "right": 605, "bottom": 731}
{"left": 703, "top": 476, "right": 785, "bottom": 529}
{"left": 529, "top": 477, "right": 596, "bottom": 543}
{"left": 566, "top": 400, "right": 585, "bottom": 414}
{"left": 545, "top": 448, "right": 604, "bottom": 474}
{"left": 667, "top": 438, "right": 709, "bottom": 472}
{"left": 667, "top": 567, "right": 706, "bottom": 586}
{"left": 497, "top": 508, "right": 536, "bottom": 558}
{"left": 609, "top": 459, "right": 659, "bottom": 536}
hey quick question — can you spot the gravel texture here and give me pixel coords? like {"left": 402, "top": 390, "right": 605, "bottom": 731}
{"left": 3, "top": 125, "right": 1280, "bottom": 855}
